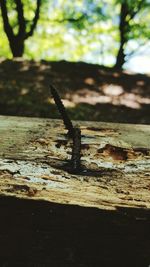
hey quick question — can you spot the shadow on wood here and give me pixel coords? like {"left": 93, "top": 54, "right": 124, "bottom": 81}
{"left": 0, "top": 196, "right": 150, "bottom": 267}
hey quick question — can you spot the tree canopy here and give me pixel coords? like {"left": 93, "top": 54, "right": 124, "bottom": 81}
{"left": 0, "top": 0, "right": 150, "bottom": 69}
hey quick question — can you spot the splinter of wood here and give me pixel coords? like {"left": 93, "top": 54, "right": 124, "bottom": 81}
{"left": 50, "top": 85, "right": 81, "bottom": 173}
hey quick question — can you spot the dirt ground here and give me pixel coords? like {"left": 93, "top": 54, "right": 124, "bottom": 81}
{"left": 0, "top": 58, "right": 150, "bottom": 124}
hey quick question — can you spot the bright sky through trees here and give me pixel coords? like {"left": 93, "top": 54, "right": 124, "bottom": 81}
{"left": 0, "top": 0, "right": 150, "bottom": 73}
{"left": 127, "top": 55, "right": 150, "bottom": 74}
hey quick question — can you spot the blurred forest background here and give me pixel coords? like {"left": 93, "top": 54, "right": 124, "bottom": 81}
{"left": 0, "top": 0, "right": 150, "bottom": 124}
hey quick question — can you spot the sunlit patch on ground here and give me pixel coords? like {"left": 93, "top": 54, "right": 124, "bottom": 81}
{"left": 20, "top": 88, "right": 29, "bottom": 96}
{"left": 84, "top": 77, "right": 95, "bottom": 85}
{"left": 64, "top": 84, "right": 150, "bottom": 110}
{"left": 103, "top": 84, "right": 124, "bottom": 96}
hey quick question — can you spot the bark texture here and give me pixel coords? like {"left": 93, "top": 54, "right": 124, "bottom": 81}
{"left": 0, "top": 115, "right": 150, "bottom": 210}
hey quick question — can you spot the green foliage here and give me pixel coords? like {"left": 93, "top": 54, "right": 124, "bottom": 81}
{"left": 0, "top": 15, "right": 11, "bottom": 58}
{"left": 0, "top": 0, "right": 150, "bottom": 65}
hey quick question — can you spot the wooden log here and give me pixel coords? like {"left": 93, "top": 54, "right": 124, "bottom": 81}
{"left": 0, "top": 115, "right": 150, "bottom": 211}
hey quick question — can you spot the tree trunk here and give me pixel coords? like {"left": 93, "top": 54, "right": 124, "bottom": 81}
{"left": 114, "top": 2, "right": 128, "bottom": 69}
{"left": 0, "top": 115, "right": 150, "bottom": 211}
{"left": 115, "top": 42, "right": 126, "bottom": 69}
{"left": 9, "top": 38, "right": 24, "bottom": 57}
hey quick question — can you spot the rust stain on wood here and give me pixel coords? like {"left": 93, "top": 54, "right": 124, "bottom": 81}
{"left": 98, "top": 144, "right": 128, "bottom": 161}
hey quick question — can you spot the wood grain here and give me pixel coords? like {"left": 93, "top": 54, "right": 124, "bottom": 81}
{"left": 0, "top": 115, "right": 150, "bottom": 210}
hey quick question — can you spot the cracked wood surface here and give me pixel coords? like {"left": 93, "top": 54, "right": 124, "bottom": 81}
{"left": 0, "top": 115, "right": 150, "bottom": 210}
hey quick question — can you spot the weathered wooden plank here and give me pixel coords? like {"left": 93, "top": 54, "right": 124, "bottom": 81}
{"left": 0, "top": 115, "right": 150, "bottom": 210}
